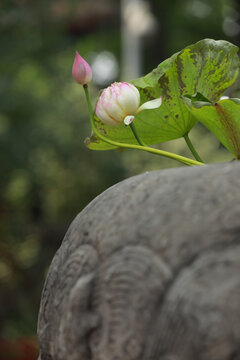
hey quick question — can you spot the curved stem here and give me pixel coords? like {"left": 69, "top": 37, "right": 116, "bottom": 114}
{"left": 129, "top": 122, "right": 147, "bottom": 146}
{"left": 83, "top": 85, "right": 204, "bottom": 167}
{"left": 184, "top": 133, "right": 203, "bottom": 163}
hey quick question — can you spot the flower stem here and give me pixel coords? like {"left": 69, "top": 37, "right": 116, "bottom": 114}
{"left": 129, "top": 122, "right": 146, "bottom": 146}
{"left": 184, "top": 133, "right": 203, "bottom": 163}
{"left": 83, "top": 85, "right": 204, "bottom": 167}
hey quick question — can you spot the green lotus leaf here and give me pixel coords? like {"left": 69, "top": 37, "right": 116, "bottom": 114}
{"left": 86, "top": 39, "right": 239, "bottom": 150}
{"left": 184, "top": 97, "right": 240, "bottom": 158}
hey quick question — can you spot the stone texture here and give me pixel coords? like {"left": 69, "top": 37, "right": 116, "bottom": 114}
{"left": 38, "top": 162, "right": 240, "bottom": 360}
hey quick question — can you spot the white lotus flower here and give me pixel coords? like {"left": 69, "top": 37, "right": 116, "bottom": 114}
{"left": 95, "top": 82, "right": 162, "bottom": 126}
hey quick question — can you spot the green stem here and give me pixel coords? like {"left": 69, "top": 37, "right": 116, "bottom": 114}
{"left": 129, "top": 122, "right": 146, "bottom": 146}
{"left": 83, "top": 85, "right": 204, "bottom": 167}
{"left": 184, "top": 133, "right": 203, "bottom": 163}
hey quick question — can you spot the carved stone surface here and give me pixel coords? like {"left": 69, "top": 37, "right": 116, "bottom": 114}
{"left": 38, "top": 162, "right": 240, "bottom": 360}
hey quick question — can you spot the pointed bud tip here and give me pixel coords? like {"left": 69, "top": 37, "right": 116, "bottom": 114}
{"left": 72, "top": 51, "right": 92, "bottom": 85}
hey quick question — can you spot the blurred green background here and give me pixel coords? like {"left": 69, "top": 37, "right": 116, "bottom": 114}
{"left": 0, "top": 0, "right": 239, "bottom": 344}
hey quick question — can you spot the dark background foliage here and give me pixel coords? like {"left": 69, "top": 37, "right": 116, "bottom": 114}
{"left": 0, "top": 0, "right": 239, "bottom": 350}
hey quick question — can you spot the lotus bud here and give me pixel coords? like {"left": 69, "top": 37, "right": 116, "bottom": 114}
{"left": 96, "top": 82, "right": 162, "bottom": 126}
{"left": 72, "top": 51, "right": 92, "bottom": 85}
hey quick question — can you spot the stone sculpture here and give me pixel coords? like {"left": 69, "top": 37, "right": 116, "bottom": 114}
{"left": 38, "top": 162, "right": 240, "bottom": 360}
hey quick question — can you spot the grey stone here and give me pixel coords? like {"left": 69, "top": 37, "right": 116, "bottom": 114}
{"left": 38, "top": 161, "right": 240, "bottom": 360}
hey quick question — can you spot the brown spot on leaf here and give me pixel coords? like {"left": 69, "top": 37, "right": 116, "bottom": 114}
{"left": 215, "top": 102, "right": 240, "bottom": 158}
{"left": 141, "top": 88, "right": 154, "bottom": 100}
{"left": 176, "top": 55, "right": 186, "bottom": 93}
{"left": 159, "top": 75, "right": 172, "bottom": 100}
{"left": 190, "top": 52, "right": 198, "bottom": 67}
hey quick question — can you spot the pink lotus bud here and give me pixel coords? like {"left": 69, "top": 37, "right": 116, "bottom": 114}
{"left": 96, "top": 82, "right": 162, "bottom": 126}
{"left": 72, "top": 51, "right": 92, "bottom": 85}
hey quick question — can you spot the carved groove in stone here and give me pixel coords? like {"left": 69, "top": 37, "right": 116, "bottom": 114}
{"left": 145, "top": 244, "right": 240, "bottom": 360}
{"left": 38, "top": 245, "right": 99, "bottom": 360}
{"left": 89, "top": 246, "right": 171, "bottom": 360}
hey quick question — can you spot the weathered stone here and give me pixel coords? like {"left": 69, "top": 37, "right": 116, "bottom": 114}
{"left": 38, "top": 162, "right": 240, "bottom": 360}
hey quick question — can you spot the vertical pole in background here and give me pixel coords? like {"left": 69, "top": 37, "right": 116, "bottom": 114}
{"left": 121, "top": 0, "right": 142, "bottom": 80}
{"left": 121, "top": 0, "right": 157, "bottom": 81}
